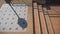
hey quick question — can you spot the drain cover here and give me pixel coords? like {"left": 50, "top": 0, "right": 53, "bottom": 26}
{"left": 0, "top": 4, "right": 28, "bottom": 32}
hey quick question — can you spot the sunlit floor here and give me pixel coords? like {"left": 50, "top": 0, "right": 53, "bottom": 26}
{"left": 0, "top": 0, "right": 60, "bottom": 34}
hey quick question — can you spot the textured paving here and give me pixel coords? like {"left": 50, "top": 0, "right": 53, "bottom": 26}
{"left": 0, "top": 4, "right": 28, "bottom": 32}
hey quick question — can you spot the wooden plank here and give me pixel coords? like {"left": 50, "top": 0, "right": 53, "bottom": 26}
{"left": 50, "top": 17, "right": 60, "bottom": 34}
{"left": 0, "top": 0, "right": 32, "bottom": 4}
{"left": 34, "top": 3, "right": 41, "bottom": 34}
{"left": 49, "top": 15, "right": 60, "bottom": 17}
{"left": 45, "top": 15, "right": 54, "bottom": 34}
{"left": 34, "top": 3, "right": 37, "bottom": 9}
{"left": 43, "top": 8, "right": 54, "bottom": 34}
{"left": 0, "top": 0, "right": 32, "bottom": 8}
{"left": 11, "top": 0, "right": 32, "bottom": 6}
{"left": 48, "top": 6, "right": 60, "bottom": 34}
{"left": 48, "top": 6, "right": 60, "bottom": 15}
{"left": 34, "top": 8, "right": 41, "bottom": 34}
{"left": 38, "top": 5, "right": 48, "bottom": 34}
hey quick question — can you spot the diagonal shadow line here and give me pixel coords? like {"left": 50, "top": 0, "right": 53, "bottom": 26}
{"left": 9, "top": 4, "right": 19, "bottom": 18}
{"left": 5, "top": 0, "right": 27, "bottom": 29}
{"left": 9, "top": 4, "right": 27, "bottom": 29}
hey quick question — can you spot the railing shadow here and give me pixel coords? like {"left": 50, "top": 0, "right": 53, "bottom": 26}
{"left": 45, "top": 0, "right": 60, "bottom": 10}
{"left": 37, "top": 0, "right": 60, "bottom": 10}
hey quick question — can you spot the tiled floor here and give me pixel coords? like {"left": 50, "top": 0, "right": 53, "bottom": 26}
{"left": 0, "top": 4, "right": 28, "bottom": 32}
{"left": 0, "top": 0, "right": 33, "bottom": 34}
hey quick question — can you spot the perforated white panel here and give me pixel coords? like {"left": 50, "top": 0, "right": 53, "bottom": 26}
{"left": 0, "top": 4, "right": 28, "bottom": 32}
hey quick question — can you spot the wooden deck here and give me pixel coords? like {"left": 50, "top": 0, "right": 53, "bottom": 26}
{"left": 33, "top": 2, "right": 60, "bottom": 34}
{"left": 0, "top": 0, "right": 60, "bottom": 34}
